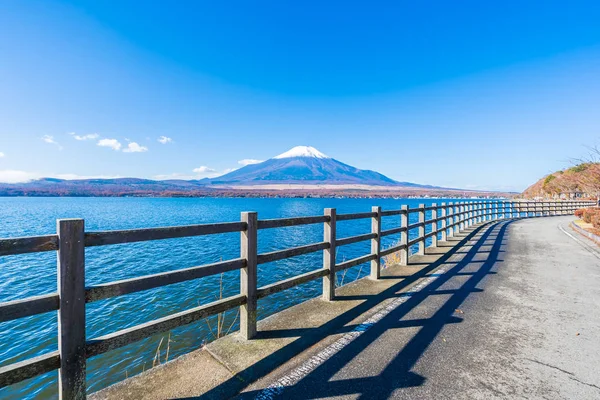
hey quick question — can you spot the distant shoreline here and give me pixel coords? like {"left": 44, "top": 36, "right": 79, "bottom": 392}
{"left": 0, "top": 189, "right": 513, "bottom": 199}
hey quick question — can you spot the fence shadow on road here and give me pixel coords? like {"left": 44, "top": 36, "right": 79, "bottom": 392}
{"left": 186, "top": 219, "right": 513, "bottom": 400}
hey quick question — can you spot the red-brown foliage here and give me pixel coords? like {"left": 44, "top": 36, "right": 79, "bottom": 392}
{"left": 578, "top": 207, "right": 600, "bottom": 229}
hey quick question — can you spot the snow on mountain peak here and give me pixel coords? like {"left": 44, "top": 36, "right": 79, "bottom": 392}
{"left": 273, "top": 146, "right": 329, "bottom": 159}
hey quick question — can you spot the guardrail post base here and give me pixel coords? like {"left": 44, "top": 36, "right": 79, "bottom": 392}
{"left": 323, "top": 208, "right": 336, "bottom": 301}
{"left": 440, "top": 203, "right": 447, "bottom": 242}
{"left": 240, "top": 212, "right": 258, "bottom": 340}
{"left": 417, "top": 204, "right": 425, "bottom": 255}
{"left": 400, "top": 205, "right": 408, "bottom": 265}
{"left": 431, "top": 203, "right": 438, "bottom": 247}
{"left": 370, "top": 206, "right": 381, "bottom": 279}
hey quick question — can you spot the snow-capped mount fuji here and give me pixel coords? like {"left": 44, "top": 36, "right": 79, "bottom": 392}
{"left": 273, "top": 146, "right": 330, "bottom": 159}
{"left": 209, "top": 146, "right": 411, "bottom": 187}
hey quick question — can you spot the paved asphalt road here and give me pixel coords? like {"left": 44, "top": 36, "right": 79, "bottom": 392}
{"left": 239, "top": 216, "right": 600, "bottom": 399}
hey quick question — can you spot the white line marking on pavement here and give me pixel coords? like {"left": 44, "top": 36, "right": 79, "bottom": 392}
{"left": 558, "top": 223, "right": 600, "bottom": 260}
{"left": 253, "top": 265, "right": 451, "bottom": 400}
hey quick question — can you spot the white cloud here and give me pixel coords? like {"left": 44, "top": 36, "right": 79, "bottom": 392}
{"left": 158, "top": 136, "right": 173, "bottom": 144}
{"left": 238, "top": 159, "right": 264, "bottom": 166}
{"left": 154, "top": 166, "right": 235, "bottom": 181}
{"left": 69, "top": 132, "right": 99, "bottom": 141}
{"left": 0, "top": 152, "right": 4, "bottom": 158}
{"left": 53, "top": 173, "right": 122, "bottom": 180}
{"left": 123, "top": 142, "right": 148, "bottom": 153}
{"left": 193, "top": 166, "right": 216, "bottom": 173}
{"left": 153, "top": 172, "right": 197, "bottom": 180}
{"left": 42, "top": 135, "right": 56, "bottom": 144}
{"left": 0, "top": 170, "right": 122, "bottom": 183}
{"left": 42, "top": 135, "right": 63, "bottom": 150}
{"left": 0, "top": 170, "right": 39, "bottom": 183}
{"left": 97, "top": 138, "right": 122, "bottom": 151}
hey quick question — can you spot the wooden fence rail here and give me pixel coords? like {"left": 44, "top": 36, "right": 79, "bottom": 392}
{"left": 0, "top": 199, "right": 593, "bottom": 399}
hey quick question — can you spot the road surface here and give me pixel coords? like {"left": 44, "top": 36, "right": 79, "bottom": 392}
{"left": 239, "top": 216, "right": 600, "bottom": 399}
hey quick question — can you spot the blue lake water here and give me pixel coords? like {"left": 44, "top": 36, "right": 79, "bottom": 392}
{"left": 0, "top": 197, "right": 486, "bottom": 399}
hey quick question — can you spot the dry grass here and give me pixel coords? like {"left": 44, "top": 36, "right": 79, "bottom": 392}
{"left": 335, "top": 248, "right": 365, "bottom": 288}
{"left": 382, "top": 240, "right": 403, "bottom": 268}
{"left": 138, "top": 270, "right": 238, "bottom": 379}
{"left": 203, "top": 272, "right": 240, "bottom": 341}
{"left": 152, "top": 332, "right": 173, "bottom": 368}
{"left": 336, "top": 261, "right": 365, "bottom": 288}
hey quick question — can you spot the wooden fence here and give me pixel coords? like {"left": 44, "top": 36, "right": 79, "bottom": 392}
{"left": 0, "top": 200, "right": 592, "bottom": 399}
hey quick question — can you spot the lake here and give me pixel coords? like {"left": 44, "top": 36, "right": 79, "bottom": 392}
{"left": 0, "top": 197, "right": 484, "bottom": 399}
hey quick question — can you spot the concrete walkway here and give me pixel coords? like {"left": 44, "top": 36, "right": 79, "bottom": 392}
{"left": 239, "top": 216, "right": 600, "bottom": 399}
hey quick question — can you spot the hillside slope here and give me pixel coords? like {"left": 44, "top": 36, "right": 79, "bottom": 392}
{"left": 521, "top": 163, "right": 600, "bottom": 199}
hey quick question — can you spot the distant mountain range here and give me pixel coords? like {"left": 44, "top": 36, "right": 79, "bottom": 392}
{"left": 206, "top": 146, "right": 437, "bottom": 188}
{"left": 0, "top": 146, "right": 468, "bottom": 197}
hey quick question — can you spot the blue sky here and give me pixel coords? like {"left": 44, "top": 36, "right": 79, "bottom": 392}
{"left": 1, "top": 1, "right": 600, "bottom": 191}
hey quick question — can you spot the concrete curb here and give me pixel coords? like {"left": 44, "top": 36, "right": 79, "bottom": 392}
{"left": 570, "top": 221, "right": 600, "bottom": 245}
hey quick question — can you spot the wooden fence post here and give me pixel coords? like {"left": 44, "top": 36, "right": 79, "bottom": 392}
{"left": 370, "top": 206, "right": 381, "bottom": 280}
{"left": 323, "top": 208, "right": 336, "bottom": 301}
{"left": 240, "top": 212, "right": 257, "bottom": 339}
{"left": 431, "top": 203, "right": 438, "bottom": 247}
{"left": 440, "top": 202, "right": 447, "bottom": 242}
{"left": 468, "top": 202, "right": 473, "bottom": 227}
{"left": 400, "top": 205, "right": 408, "bottom": 265}
{"left": 417, "top": 204, "right": 425, "bottom": 255}
{"left": 542, "top": 202, "right": 546, "bottom": 216}
{"left": 447, "top": 202, "right": 454, "bottom": 238}
{"left": 57, "top": 219, "right": 86, "bottom": 400}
